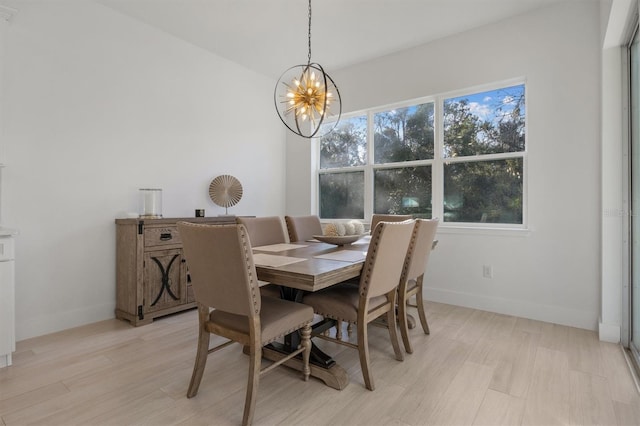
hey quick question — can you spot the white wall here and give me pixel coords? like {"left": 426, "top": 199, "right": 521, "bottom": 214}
{"left": 0, "top": 0, "right": 287, "bottom": 340}
{"left": 0, "top": 0, "right": 612, "bottom": 339}
{"left": 287, "top": 1, "right": 602, "bottom": 330}
{"left": 285, "top": 132, "right": 315, "bottom": 215}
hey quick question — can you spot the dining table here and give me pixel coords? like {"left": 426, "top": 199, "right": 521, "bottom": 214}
{"left": 251, "top": 236, "right": 371, "bottom": 390}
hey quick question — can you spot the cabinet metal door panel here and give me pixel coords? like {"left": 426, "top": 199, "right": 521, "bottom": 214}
{"left": 143, "top": 249, "right": 187, "bottom": 313}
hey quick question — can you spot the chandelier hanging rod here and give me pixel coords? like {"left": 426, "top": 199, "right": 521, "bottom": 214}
{"left": 273, "top": 0, "right": 342, "bottom": 139}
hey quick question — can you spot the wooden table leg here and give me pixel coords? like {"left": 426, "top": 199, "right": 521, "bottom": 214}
{"left": 261, "top": 345, "right": 349, "bottom": 390}
{"left": 260, "top": 288, "right": 349, "bottom": 390}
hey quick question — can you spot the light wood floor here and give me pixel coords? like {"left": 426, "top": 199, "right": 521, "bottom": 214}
{"left": 1, "top": 301, "right": 639, "bottom": 426}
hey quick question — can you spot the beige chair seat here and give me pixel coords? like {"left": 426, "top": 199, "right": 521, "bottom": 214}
{"left": 304, "top": 285, "right": 387, "bottom": 323}
{"left": 210, "top": 297, "right": 313, "bottom": 345}
{"left": 406, "top": 279, "right": 418, "bottom": 292}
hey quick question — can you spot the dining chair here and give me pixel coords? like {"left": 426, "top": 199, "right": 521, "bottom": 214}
{"left": 370, "top": 214, "right": 412, "bottom": 234}
{"left": 284, "top": 215, "right": 323, "bottom": 242}
{"left": 236, "top": 216, "right": 287, "bottom": 247}
{"left": 284, "top": 213, "right": 346, "bottom": 339}
{"left": 236, "top": 216, "right": 287, "bottom": 299}
{"left": 397, "top": 218, "right": 439, "bottom": 354}
{"left": 303, "top": 219, "right": 415, "bottom": 391}
{"left": 177, "top": 222, "right": 313, "bottom": 426}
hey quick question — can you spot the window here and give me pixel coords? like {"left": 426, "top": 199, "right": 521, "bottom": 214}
{"left": 318, "top": 116, "right": 367, "bottom": 219}
{"left": 318, "top": 82, "right": 526, "bottom": 227}
{"left": 319, "top": 171, "right": 364, "bottom": 219}
{"left": 442, "top": 85, "right": 525, "bottom": 224}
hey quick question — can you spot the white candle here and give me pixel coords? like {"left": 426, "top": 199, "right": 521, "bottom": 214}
{"left": 140, "top": 189, "right": 162, "bottom": 217}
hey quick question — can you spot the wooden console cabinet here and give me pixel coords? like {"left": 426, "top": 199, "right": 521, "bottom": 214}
{"left": 115, "top": 216, "right": 235, "bottom": 326}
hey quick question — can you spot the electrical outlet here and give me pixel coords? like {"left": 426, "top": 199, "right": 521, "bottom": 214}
{"left": 483, "top": 264, "right": 493, "bottom": 279}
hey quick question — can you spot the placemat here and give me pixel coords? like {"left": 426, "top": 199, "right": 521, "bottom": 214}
{"left": 252, "top": 243, "right": 308, "bottom": 252}
{"left": 314, "top": 250, "right": 367, "bottom": 263}
{"left": 252, "top": 253, "right": 306, "bottom": 267}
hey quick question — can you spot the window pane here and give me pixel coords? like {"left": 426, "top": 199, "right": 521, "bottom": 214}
{"left": 319, "top": 171, "right": 364, "bottom": 219}
{"left": 444, "top": 85, "right": 525, "bottom": 158}
{"left": 374, "top": 103, "right": 434, "bottom": 164}
{"left": 319, "top": 116, "right": 367, "bottom": 169}
{"left": 374, "top": 166, "right": 432, "bottom": 218}
{"left": 444, "top": 158, "right": 523, "bottom": 224}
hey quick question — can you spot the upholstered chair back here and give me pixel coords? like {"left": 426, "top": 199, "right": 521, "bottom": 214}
{"left": 370, "top": 214, "right": 413, "bottom": 234}
{"left": 360, "top": 219, "right": 415, "bottom": 299}
{"left": 403, "top": 219, "right": 439, "bottom": 283}
{"left": 237, "top": 216, "right": 286, "bottom": 247}
{"left": 285, "top": 215, "right": 323, "bottom": 242}
{"left": 177, "top": 222, "right": 260, "bottom": 317}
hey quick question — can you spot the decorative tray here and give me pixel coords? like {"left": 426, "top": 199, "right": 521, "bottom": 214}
{"left": 312, "top": 234, "right": 364, "bottom": 246}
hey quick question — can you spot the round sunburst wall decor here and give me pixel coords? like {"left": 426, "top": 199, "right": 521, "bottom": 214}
{"left": 209, "top": 174, "right": 243, "bottom": 215}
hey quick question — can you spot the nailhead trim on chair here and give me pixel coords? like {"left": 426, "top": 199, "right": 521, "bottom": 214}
{"left": 261, "top": 319, "right": 314, "bottom": 345}
{"left": 359, "top": 222, "right": 383, "bottom": 297}
{"left": 400, "top": 222, "right": 419, "bottom": 284}
{"left": 239, "top": 225, "right": 260, "bottom": 314}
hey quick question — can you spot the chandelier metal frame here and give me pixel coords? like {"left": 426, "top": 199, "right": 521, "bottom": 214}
{"left": 274, "top": 0, "right": 342, "bottom": 138}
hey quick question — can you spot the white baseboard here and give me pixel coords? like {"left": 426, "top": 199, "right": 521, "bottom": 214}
{"left": 598, "top": 321, "right": 621, "bottom": 343}
{"left": 0, "top": 353, "right": 12, "bottom": 368}
{"left": 16, "top": 302, "right": 115, "bottom": 341}
{"left": 424, "top": 287, "right": 598, "bottom": 331}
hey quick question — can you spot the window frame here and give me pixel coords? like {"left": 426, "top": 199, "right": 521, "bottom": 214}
{"left": 316, "top": 78, "right": 528, "bottom": 233}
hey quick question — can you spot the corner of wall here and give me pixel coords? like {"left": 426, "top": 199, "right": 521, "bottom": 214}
{"left": 599, "top": 319, "right": 622, "bottom": 343}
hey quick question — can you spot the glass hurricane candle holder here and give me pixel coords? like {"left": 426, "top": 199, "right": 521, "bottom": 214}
{"left": 139, "top": 188, "right": 162, "bottom": 218}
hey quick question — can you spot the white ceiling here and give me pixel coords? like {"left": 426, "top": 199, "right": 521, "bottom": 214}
{"left": 98, "top": 0, "right": 580, "bottom": 79}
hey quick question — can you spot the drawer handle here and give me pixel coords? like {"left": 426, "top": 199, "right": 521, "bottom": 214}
{"left": 160, "top": 233, "right": 173, "bottom": 241}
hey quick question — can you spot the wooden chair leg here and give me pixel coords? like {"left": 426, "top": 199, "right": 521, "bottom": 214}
{"left": 242, "top": 344, "right": 261, "bottom": 426}
{"left": 415, "top": 284, "right": 430, "bottom": 335}
{"left": 187, "top": 308, "right": 211, "bottom": 398}
{"left": 357, "top": 320, "right": 374, "bottom": 391}
{"left": 300, "top": 324, "right": 311, "bottom": 381}
{"left": 398, "top": 290, "right": 413, "bottom": 354}
{"left": 335, "top": 320, "right": 343, "bottom": 340}
{"left": 386, "top": 303, "right": 404, "bottom": 362}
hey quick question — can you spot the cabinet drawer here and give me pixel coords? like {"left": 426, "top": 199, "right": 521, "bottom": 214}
{"left": 144, "top": 226, "right": 182, "bottom": 247}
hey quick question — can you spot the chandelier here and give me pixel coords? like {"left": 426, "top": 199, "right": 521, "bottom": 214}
{"left": 274, "top": 0, "right": 341, "bottom": 138}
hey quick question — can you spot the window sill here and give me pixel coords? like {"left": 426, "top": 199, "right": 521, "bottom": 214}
{"left": 438, "top": 224, "right": 531, "bottom": 237}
